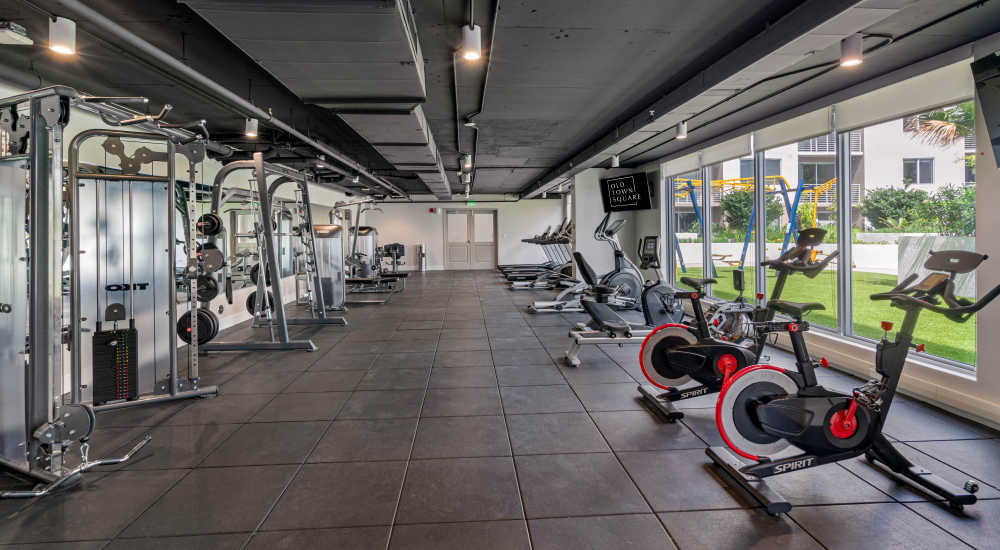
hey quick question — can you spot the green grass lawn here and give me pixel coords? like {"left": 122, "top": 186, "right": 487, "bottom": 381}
{"left": 677, "top": 266, "right": 977, "bottom": 365}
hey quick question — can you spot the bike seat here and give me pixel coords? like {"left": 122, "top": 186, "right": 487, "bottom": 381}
{"left": 769, "top": 300, "right": 825, "bottom": 319}
{"left": 680, "top": 277, "right": 717, "bottom": 291}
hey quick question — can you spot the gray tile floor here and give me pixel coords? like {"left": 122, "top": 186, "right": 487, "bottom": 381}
{"left": 1, "top": 271, "right": 998, "bottom": 549}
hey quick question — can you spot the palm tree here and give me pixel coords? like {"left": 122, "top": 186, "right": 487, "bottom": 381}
{"left": 904, "top": 101, "right": 975, "bottom": 147}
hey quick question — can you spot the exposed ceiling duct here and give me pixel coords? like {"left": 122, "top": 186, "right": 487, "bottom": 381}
{"left": 182, "top": 0, "right": 453, "bottom": 199}
{"left": 35, "top": 0, "right": 408, "bottom": 198}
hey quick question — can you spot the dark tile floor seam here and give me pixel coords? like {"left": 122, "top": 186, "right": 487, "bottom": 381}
{"left": 900, "top": 442, "right": 1000, "bottom": 492}
{"left": 381, "top": 337, "right": 440, "bottom": 550}
{"left": 543, "top": 338, "right": 681, "bottom": 550}
{"left": 901, "top": 503, "right": 983, "bottom": 549}
{"left": 490, "top": 313, "right": 538, "bottom": 550}
{"left": 228, "top": 362, "right": 352, "bottom": 550}
{"left": 95, "top": 375, "right": 298, "bottom": 544}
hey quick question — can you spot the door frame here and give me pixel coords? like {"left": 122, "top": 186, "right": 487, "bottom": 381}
{"left": 443, "top": 208, "right": 498, "bottom": 270}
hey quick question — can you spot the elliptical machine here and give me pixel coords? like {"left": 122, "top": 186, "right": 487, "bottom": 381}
{"left": 637, "top": 227, "right": 838, "bottom": 420}
{"left": 709, "top": 249, "right": 1000, "bottom": 515}
{"left": 531, "top": 212, "right": 644, "bottom": 312}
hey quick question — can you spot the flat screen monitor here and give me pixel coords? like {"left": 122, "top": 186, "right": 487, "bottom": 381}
{"left": 972, "top": 53, "right": 1000, "bottom": 165}
{"left": 600, "top": 172, "right": 655, "bottom": 212}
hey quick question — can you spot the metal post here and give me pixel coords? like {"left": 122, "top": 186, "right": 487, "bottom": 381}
{"left": 166, "top": 141, "right": 179, "bottom": 388}
{"left": 754, "top": 151, "right": 767, "bottom": 303}
{"left": 255, "top": 152, "right": 291, "bottom": 343}
{"left": 700, "top": 160, "right": 713, "bottom": 294}
{"left": 297, "top": 179, "right": 327, "bottom": 317}
{"left": 837, "top": 129, "right": 853, "bottom": 335}
{"left": 27, "top": 98, "right": 63, "bottom": 471}
{"left": 660, "top": 167, "right": 675, "bottom": 285}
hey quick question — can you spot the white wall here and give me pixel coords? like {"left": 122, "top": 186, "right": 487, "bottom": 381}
{"left": 572, "top": 167, "right": 663, "bottom": 280}
{"left": 361, "top": 196, "right": 564, "bottom": 270}
{"left": 863, "top": 119, "right": 967, "bottom": 193}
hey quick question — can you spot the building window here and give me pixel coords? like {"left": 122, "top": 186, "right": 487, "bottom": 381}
{"left": 739, "top": 158, "right": 780, "bottom": 179}
{"left": 799, "top": 161, "right": 835, "bottom": 187}
{"left": 903, "top": 158, "right": 934, "bottom": 185}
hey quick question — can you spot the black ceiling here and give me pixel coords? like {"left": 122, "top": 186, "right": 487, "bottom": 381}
{"left": 413, "top": 0, "right": 809, "bottom": 193}
{"left": 0, "top": 0, "right": 427, "bottom": 195}
{"left": 2, "top": 0, "right": 999, "bottom": 197}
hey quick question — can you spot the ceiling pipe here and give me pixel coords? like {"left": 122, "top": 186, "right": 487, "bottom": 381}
{"left": 463, "top": 0, "right": 501, "bottom": 191}
{"left": 49, "top": 0, "right": 407, "bottom": 199}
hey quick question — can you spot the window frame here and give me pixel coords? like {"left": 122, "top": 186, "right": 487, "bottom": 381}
{"left": 903, "top": 157, "right": 935, "bottom": 185}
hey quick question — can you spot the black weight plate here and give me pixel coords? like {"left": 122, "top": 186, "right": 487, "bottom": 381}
{"left": 177, "top": 309, "right": 215, "bottom": 345}
{"left": 197, "top": 275, "right": 219, "bottom": 301}
{"left": 248, "top": 263, "right": 271, "bottom": 286}
{"left": 197, "top": 213, "right": 223, "bottom": 236}
{"left": 200, "top": 248, "right": 225, "bottom": 273}
{"left": 245, "top": 290, "right": 274, "bottom": 315}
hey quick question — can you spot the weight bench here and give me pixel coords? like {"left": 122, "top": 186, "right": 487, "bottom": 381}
{"left": 565, "top": 291, "right": 656, "bottom": 367}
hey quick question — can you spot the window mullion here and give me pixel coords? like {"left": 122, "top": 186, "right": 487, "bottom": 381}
{"left": 837, "top": 130, "right": 853, "bottom": 336}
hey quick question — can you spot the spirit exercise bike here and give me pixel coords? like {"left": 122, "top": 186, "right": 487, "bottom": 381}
{"left": 638, "top": 227, "right": 838, "bottom": 420}
{"left": 709, "top": 249, "right": 1000, "bottom": 514}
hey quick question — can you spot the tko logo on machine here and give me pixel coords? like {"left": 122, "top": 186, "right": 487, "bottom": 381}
{"left": 105, "top": 283, "right": 150, "bottom": 291}
{"left": 772, "top": 457, "right": 816, "bottom": 473}
{"left": 0, "top": 302, "right": 11, "bottom": 313}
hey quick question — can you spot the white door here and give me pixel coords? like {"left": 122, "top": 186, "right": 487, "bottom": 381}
{"left": 445, "top": 210, "right": 497, "bottom": 270}
{"left": 471, "top": 211, "right": 496, "bottom": 269}
{"left": 446, "top": 212, "right": 471, "bottom": 269}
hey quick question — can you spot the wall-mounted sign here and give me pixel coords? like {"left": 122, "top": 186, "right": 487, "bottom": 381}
{"left": 599, "top": 172, "right": 654, "bottom": 212}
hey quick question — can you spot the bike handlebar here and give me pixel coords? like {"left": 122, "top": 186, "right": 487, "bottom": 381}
{"left": 871, "top": 281, "right": 1000, "bottom": 320}
{"left": 761, "top": 246, "right": 839, "bottom": 278}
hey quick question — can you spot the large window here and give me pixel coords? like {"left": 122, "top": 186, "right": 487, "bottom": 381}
{"left": 663, "top": 69, "right": 981, "bottom": 372}
{"left": 903, "top": 157, "right": 934, "bottom": 184}
{"left": 672, "top": 170, "right": 702, "bottom": 289}
{"left": 851, "top": 102, "right": 976, "bottom": 365}
{"left": 708, "top": 160, "right": 756, "bottom": 301}
{"left": 763, "top": 137, "right": 841, "bottom": 330}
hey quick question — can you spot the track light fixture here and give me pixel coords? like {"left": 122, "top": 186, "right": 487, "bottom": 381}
{"left": 461, "top": 153, "right": 473, "bottom": 172}
{"left": 557, "top": 183, "right": 564, "bottom": 193}
{"left": 48, "top": 16, "right": 75, "bottom": 55}
{"left": 676, "top": 121, "right": 688, "bottom": 140}
{"left": 244, "top": 117, "right": 259, "bottom": 138}
{"left": 611, "top": 154, "right": 620, "bottom": 168}
{"left": 352, "top": 175, "right": 360, "bottom": 185}
{"left": 461, "top": 24, "right": 482, "bottom": 61}
{"left": 840, "top": 33, "right": 863, "bottom": 67}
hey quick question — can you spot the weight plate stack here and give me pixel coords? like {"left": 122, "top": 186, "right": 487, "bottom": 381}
{"left": 177, "top": 308, "right": 220, "bottom": 345}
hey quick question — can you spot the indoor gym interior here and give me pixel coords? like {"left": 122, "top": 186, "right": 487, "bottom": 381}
{"left": 0, "top": 1, "right": 1000, "bottom": 549}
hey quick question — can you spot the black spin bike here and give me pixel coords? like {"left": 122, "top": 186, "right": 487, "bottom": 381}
{"left": 709, "top": 249, "right": 1000, "bottom": 514}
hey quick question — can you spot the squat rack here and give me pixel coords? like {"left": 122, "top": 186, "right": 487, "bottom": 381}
{"left": 202, "top": 152, "right": 345, "bottom": 353}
